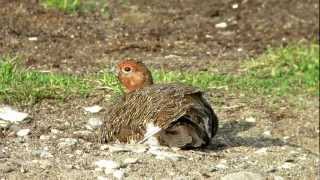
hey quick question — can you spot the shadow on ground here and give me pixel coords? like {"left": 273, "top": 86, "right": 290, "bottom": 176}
{"left": 209, "top": 121, "right": 285, "bottom": 150}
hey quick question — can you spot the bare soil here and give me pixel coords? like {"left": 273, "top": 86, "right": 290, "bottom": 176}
{"left": 0, "top": 0, "right": 319, "bottom": 179}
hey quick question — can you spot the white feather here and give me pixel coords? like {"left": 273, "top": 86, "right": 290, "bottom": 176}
{"left": 138, "top": 123, "right": 162, "bottom": 144}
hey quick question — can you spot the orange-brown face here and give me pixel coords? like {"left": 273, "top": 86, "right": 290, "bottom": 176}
{"left": 116, "top": 59, "right": 153, "bottom": 93}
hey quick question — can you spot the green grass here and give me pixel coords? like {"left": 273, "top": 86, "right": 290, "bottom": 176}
{"left": 0, "top": 56, "right": 91, "bottom": 104}
{"left": 240, "top": 43, "right": 319, "bottom": 96}
{"left": 41, "top": 0, "right": 80, "bottom": 12}
{"left": 40, "top": 0, "right": 109, "bottom": 13}
{"left": 0, "top": 44, "right": 318, "bottom": 104}
{"left": 150, "top": 44, "right": 319, "bottom": 96}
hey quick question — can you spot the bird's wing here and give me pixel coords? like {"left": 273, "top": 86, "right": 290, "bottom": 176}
{"left": 99, "top": 83, "right": 207, "bottom": 143}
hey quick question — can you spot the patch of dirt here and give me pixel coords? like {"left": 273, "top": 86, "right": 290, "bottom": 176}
{"left": 0, "top": 0, "right": 319, "bottom": 179}
{"left": 0, "top": 93, "right": 319, "bottom": 179}
{"left": 0, "top": 0, "right": 318, "bottom": 74}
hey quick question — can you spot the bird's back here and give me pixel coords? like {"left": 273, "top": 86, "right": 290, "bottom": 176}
{"left": 99, "top": 83, "right": 218, "bottom": 146}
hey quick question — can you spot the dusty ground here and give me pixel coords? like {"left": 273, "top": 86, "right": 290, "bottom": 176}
{"left": 0, "top": 0, "right": 319, "bottom": 179}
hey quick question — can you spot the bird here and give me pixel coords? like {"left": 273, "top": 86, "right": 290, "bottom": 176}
{"left": 99, "top": 58, "right": 218, "bottom": 149}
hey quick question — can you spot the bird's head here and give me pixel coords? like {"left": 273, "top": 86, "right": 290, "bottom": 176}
{"left": 116, "top": 58, "right": 153, "bottom": 93}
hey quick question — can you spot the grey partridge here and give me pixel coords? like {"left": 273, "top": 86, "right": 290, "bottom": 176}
{"left": 99, "top": 59, "right": 218, "bottom": 148}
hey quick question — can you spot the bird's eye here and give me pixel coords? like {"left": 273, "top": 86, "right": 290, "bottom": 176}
{"left": 123, "top": 67, "right": 132, "bottom": 73}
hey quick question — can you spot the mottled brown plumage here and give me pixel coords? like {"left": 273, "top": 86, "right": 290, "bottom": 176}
{"left": 99, "top": 59, "right": 218, "bottom": 148}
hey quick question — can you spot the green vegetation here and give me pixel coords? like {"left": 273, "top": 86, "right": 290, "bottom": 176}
{"left": 40, "top": 0, "right": 109, "bottom": 13}
{"left": 151, "top": 44, "right": 319, "bottom": 96}
{"left": 241, "top": 44, "right": 319, "bottom": 96}
{"left": 0, "top": 44, "right": 318, "bottom": 104}
{"left": 41, "top": 0, "right": 80, "bottom": 12}
{"left": 0, "top": 56, "right": 90, "bottom": 104}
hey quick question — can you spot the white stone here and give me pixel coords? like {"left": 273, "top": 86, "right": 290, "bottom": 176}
{"left": 107, "top": 144, "right": 148, "bottom": 153}
{"left": 0, "top": 106, "right": 29, "bottom": 123}
{"left": 0, "top": 120, "right": 10, "bottom": 128}
{"left": 95, "top": 160, "right": 120, "bottom": 170}
{"left": 113, "top": 170, "right": 125, "bottom": 180}
{"left": 164, "top": 54, "right": 181, "bottom": 59}
{"left": 215, "top": 22, "right": 228, "bottom": 28}
{"left": 221, "top": 171, "right": 264, "bottom": 180}
{"left": 97, "top": 176, "right": 109, "bottom": 180}
{"left": 50, "top": 129, "right": 62, "bottom": 134}
{"left": 263, "top": 130, "right": 272, "bottom": 137}
{"left": 39, "top": 135, "right": 51, "bottom": 140}
{"left": 237, "top": 48, "right": 243, "bottom": 52}
{"left": 28, "top": 37, "right": 38, "bottom": 41}
{"left": 75, "top": 150, "right": 83, "bottom": 155}
{"left": 283, "top": 136, "right": 290, "bottom": 141}
{"left": 254, "top": 147, "right": 268, "bottom": 154}
{"left": 16, "top": 129, "right": 30, "bottom": 137}
{"left": 32, "top": 160, "right": 52, "bottom": 169}
{"left": 73, "top": 130, "right": 92, "bottom": 136}
{"left": 273, "top": 175, "right": 285, "bottom": 180}
{"left": 245, "top": 117, "right": 256, "bottom": 123}
{"left": 83, "top": 105, "right": 103, "bottom": 113}
{"left": 86, "top": 117, "right": 103, "bottom": 130}
{"left": 100, "top": 144, "right": 109, "bottom": 150}
{"left": 279, "top": 162, "right": 296, "bottom": 169}
{"left": 32, "top": 149, "right": 53, "bottom": 158}
{"left": 298, "top": 154, "right": 307, "bottom": 161}
{"left": 58, "top": 138, "right": 78, "bottom": 148}
{"left": 123, "top": 158, "right": 139, "bottom": 165}
{"left": 215, "top": 163, "right": 228, "bottom": 170}
{"left": 149, "top": 150, "right": 186, "bottom": 161}
{"left": 205, "top": 34, "right": 214, "bottom": 39}
{"left": 232, "top": 4, "right": 239, "bottom": 9}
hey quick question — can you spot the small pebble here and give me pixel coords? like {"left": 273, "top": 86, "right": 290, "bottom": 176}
{"left": 0, "top": 163, "right": 15, "bottom": 173}
{"left": 95, "top": 160, "right": 120, "bottom": 170}
{"left": 221, "top": 171, "right": 264, "bottom": 180}
{"left": 32, "top": 148, "right": 53, "bottom": 158}
{"left": 113, "top": 170, "right": 125, "bottom": 180}
{"left": 149, "top": 150, "right": 186, "bottom": 161}
{"left": 215, "top": 22, "right": 228, "bottom": 28}
{"left": 107, "top": 144, "right": 148, "bottom": 153}
{"left": 232, "top": 4, "right": 239, "bottom": 9}
{"left": 164, "top": 54, "right": 181, "bottom": 59}
{"left": 279, "top": 162, "right": 296, "bottom": 169}
{"left": 16, "top": 129, "right": 30, "bottom": 137}
{"left": 283, "top": 136, "right": 290, "bottom": 142}
{"left": 86, "top": 117, "right": 103, "bottom": 130}
{"left": 245, "top": 117, "right": 256, "bottom": 123}
{"left": 254, "top": 147, "right": 268, "bottom": 154}
{"left": 0, "top": 120, "right": 10, "bottom": 129}
{"left": 97, "top": 176, "right": 108, "bottom": 180}
{"left": 57, "top": 138, "right": 78, "bottom": 148}
{"left": 50, "top": 129, "right": 62, "bottom": 134}
{"left": 32, "top": 160, "right": 52, "bottom": 169}
{"left": 237, "top": 48, "right": 244, "bottom": 52}
{"left": 273, "top": 175, "right": 285, "bottom": 180}
{"left": 83, "top": 105, "right": 103, "bottom": 113}
{"left": 215, "top": 163, "right": 228, "bottom": 170}
{"left": 100, "top": 144, "right": 109, "bottom": 150}
{"left": 28, "top": 37, "right": 38, "bottom": 41}
{"left": 123, "top": 158, "right": 139, "bottom": 165}
{"left": 263, "top": 130, "right": 272, "bottom": 137}
{"left": 39, "top": 135, "right": 51, "bottom": 140}
{"left": 73, "top": 130, "right": 92, "bottom": 137}
{"left": 0, "top": 106, "right": 29, "bottom": 123}
{"left": 64, "top": 164, "right": 74, "bottom": 169}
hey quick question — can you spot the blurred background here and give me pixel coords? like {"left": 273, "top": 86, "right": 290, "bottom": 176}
{"left": 0, "top": 0, "right": 318, "bottom": 73}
